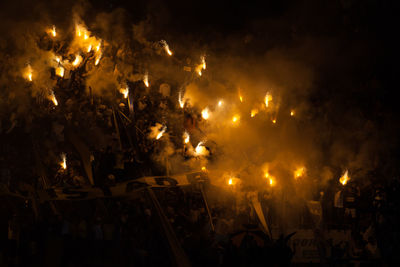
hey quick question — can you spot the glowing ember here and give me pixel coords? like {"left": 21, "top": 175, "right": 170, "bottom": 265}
{"left": 294, "top": 167, "right": 305, "bottom": 179}
{"left": 143, "top": 72, "right": 149, "bottom": 87}
{"left": 60, "top": 153, "right": 67, "bottom": 169}
{"left": 202, "top": 107, "right": 210, "bottom": 120}
{"left": 232, "top": 115, "right": 240, "bottom": 123}
{"left": 201, "top": 55, "right": 206, "bottom": 70}
{"left": 178, "top": 91, "right": 185, "bottom": 108}
{"left": 72, "top": 55, "right": 82, "bottom": 66}
{"left": 201, "top": 166, "right": 207, "bottom": 172}
{"left": 50, "top": 90, "right": 58, "bottom": 106}
{"left": 87, "top": 44, "right": 92, "bottom": 52}
{"left": 183, "top": 131, "right": 190, "bottom": 144}
{"left": 339, "top": 170, "right": 350, "bottom": 185}
{"left": 265, "top": 92, "right": 272, "bottom": 107}
{"left": 251, "top": 109, "right": 259, "bottom": 117}
{"left": 272, "top": 118, "right": 277, "bottom": 124}
{"left": 120, "top": 87, "right": 129, "bottom": 98}
{"left": 195, "top": 141, "right": 208, "bottom": 156}
{"left": 56, "top": 66, "right": 64, "bottom": 77}
{"left": 156, "top": 125, "right": 167, "bottom": 140}
{"left": 218, "top": 100, "right": 223, "bottom": 107}
{"left": 161, "top": 40, "right": 173, "bottom": 56}
{"left": 290, "top": 110, "right": 295, "bottom": 116}
{"left": 228, "top": 178, "right": 233, "bottom": 185}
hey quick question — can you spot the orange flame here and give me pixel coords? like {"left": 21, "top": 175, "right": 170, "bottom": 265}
{"left": 251, "top": 109, "right": 259, "bottom": 117}
{"left": 56, "top": 66, "right": 64, "bottom": 77}
{"left": 178, "top": 91, "right": 185, "bottom": 108}
{"left": 50, "top": 91, "right": 58, "bottom": 106}
{"left": 161, "top": 40, "right": 173, "bottom": 56}
{"left": 201, "top": 107, "right": 210, "bottom": 120}
{"left": 60, "top": 153, "right": 67, "bottom": 169}
{"left": 72, "top": 55, "right": 82, "bottom": 66}
{"left": 265, "top": 92, "right": 272, "bottom": 107}
{"left": 143, "top": 72, "right": 149, "bottom": 87}
{"left": 120, "top": 87, "right": 129, "bottom": 98}
{"left": 183, "top": 131, "right": 190, "bottom": 144}
{"left": 339, "top": 170, "right": 350, "bottom": 185}
{"left": 294, "top": 167, "right": 305, "bottom": 179}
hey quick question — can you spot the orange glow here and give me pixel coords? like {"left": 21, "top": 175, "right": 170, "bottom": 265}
{"left": 72, "top": 55, "right": 82, "bottom": 66}
{"left": 183, "top": 131, "right": 190, "bottom": 144}
{"left": 56, "top": 66, "right": 64, "bottom": 77}
{"left": 265, "top": 92, "right": 272, "bottom": 107}
{"left": 228, "top": 178, "right": 233, "bottom": 185}
{"left": 294, "top": 167, "right": 305, "bottom": 179}
{"left": 251, "top": 109, "right": 259, "bottom": 117}
{"left": 178, "top": 91, "right": 184, "bottom": 108}
{"left": 143, "top": 72, "right": 149, "bottom": 87}
{"left": 60, "top": 153, "right": 67, "bottom": 169}
{"left": 232, "top": 115, "right": 240, "bottom": 123}
{"left": 161, "top": 40, "right": 173, "bottom": 56}
{"left": 218, "top": 100, "right": 223, "bottom": 107}
{"left": 51, "top": 25, "right": 56, "bottom": 37}
{"left": 201, "top": 166, "right": 207, "bottom": 172}
{"left": 290, "top": 110, "right": 295, "bottom": 116}
{"left": 272, "top": 118, "right": 276, "bottom": 124}
{"left": 25, "top": 65, "right": 33, "bottom": 81}
{"left": 202, "top": 107, "right": 210, "bottom": 120}
{"left": 339, "top": 170, "right": 350, "bottom": 185}
{"left": 195, "top": 141, "right": 208, "bottom": 156}
{"left": 50, "top": 90, "right": 58, "bottom": 106}
{"left": 120, "top": 87, "right": 129, "bottom": 98}
{"left": 156, "top": 125, "right": 167, "bottom": 140}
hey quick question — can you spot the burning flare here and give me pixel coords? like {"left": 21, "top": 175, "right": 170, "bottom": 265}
{"left": 120, "top": 87, "right": 129, "bottom": 98}
{"left": 51, "top": 25, "right": 56, "bottom": 37}
{"left": 294, "top": 167, "right": 305, "bottom": 179}
{"left": 156, "top": 125, "right": 167, "bottom": 140}
{"left": 183, "top": 131, "right": 190, "bottom": 144}
{"left": 87, "top": 44, "right": 92, "bottom": 53}
{"left": 265, "top": 172, "right": 275, "bottom": 186}
{"left": 72, "top": 55, "right": 82, "bottom": 66}
{"left": 60, "top": 153, "right": 67, "bottom": 170}
{"left": 202, "top": 107, "right": 210, "bottom": 120}
{"left": 178, "top": 91, "right": 185, "bottom": 108}
{"left": 161, "top": 40, "right": 173, "bottom": 56}
{"left": 264, "top": 92, "right": 272, "bottom": 107}
{"left": 195, "top": 141, "right": 208, "bottom": 156}
{"left": 218, "top": 100, "right": 223, "bottom": 107}
{"left": 272, "top": 118, "right": 277, "bottom": 124}
{"left": 25, "top": 65, "right": 33, "bottom": 81}
{"left": 95, "top": 54, "right": 102, "bottom": 65}
{"left": 56, "top": 66, "right": 64, "bottom": 77}
{"left": 50, "top": 90, "right": 58, "bottom": 106}
{"left": 251, "top": 109, "right": 259, "bottom": 117}
{"left": 339, "top": 170, "right": 350, "bottom": 185}
{"left": 201, "top": 55, "right": 206, "bottom": 70}
{"left": 290, "top": 110, "right": 295, "bottom": 116}
{"left": 143, "top": 72, "right": 149, "bottom": 87}
{"left": 228, "top": 178, "right": 233, "bottom": 185}
{"left": 232, "top": 115, "right": 240, "bottom": 123}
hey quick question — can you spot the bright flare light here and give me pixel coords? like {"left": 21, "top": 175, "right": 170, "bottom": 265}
{"left": 251, "top": 109, "right": 259, "bottom": 117}
{"left": 156, "top": 125, "right": 167, "bottom": 140}
{"left": 120, "top": 87, "right": 129, "bottom": 98}
{"left": 228, "top": 178, "right": 233, "bottom": 185}
{"left": 202, "top": 107, "right": 210, "bottom": 120}
{"left": 72, "top": 55, "right": 82, "bottom": 66}
{"left": 56, "top": 66, "right": 64, "bottom": 77}
{"left": 60, "top": 153, "right": 67, "bottom": 169}
{"left": 232, "top": 115, "right": 240, "bottom": 123}
{"left": 95, "top": 54, "right": 102, "bottom": 65}
{"left": 178, "top": 91, "right": 185, "bottom": 108}
{"left": 272, "top": 118, "right": 277, "bottom": 124}
{"left": 183, "top": 131, "right": 190, "bottom": 144}
{"left": 51, "top": 25, "right": 56, "bottom": 37}
{"left": 265, "top": 92, "right": 272, "bottom": 107}
{"left": 143, "top": 72, "right": 149, "bottom": 87}
{"left": 218, "top": 100, "right": 223, "bottom": 107}
{"left": 201, "top": 55, "right": 206, "bottom": 70}
{"left": 195, "top": 141, "right": 207, "bottom": 156}
{"left": 161, "top": 40, "right": 173, "bottom": 56}
{"left": 339, "top": 170, "right": 350, "bottom": 186}
{"left": 25, "top": 65, "right": 33, "bottom": 81}
{"left": 294, "top": 167, "right": 305, "bottom": 179}
{"left": 50, "top": 90, "right": 58, "bottom": 106}
{"left": 290, "top": 110, "right": 295, "bottom": 116}
{"left": 87, "top": 44, "right": 92, "bottom": 52}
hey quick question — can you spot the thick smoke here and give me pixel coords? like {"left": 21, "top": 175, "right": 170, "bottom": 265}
{"left": 0, "top": 0, "right": 396, "bottom": 206}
